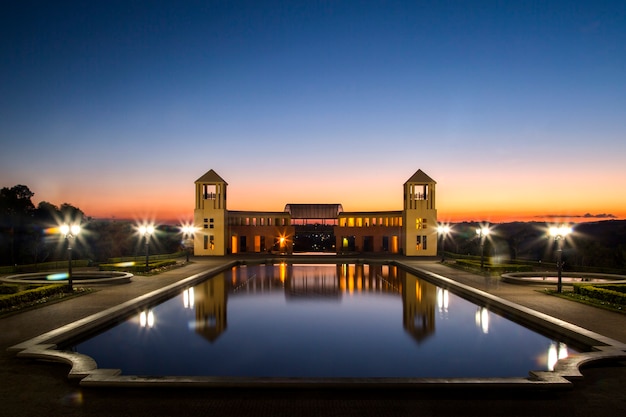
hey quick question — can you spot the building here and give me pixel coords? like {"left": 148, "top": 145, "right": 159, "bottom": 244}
{"left": 193, "top": 169, "right": 438, "bottom": 256}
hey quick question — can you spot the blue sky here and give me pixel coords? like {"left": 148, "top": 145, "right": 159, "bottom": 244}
{"left": 1, "top": 0, "right": 625, "bottom": 222}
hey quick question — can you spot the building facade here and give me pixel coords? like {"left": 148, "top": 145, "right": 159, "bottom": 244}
{"left": 193, "top": 169, "right": 438, "bottom": 256}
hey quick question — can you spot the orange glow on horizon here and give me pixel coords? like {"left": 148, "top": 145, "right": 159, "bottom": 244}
{"left": 32, "top": 170, "right": 625, "bottom": 225}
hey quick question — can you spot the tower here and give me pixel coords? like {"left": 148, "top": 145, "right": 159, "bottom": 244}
{"left": 403, "top": 170, "right": 438, "bottom": 256}
{"left": 194, "top": 169, "right": 228, "bottom": 256}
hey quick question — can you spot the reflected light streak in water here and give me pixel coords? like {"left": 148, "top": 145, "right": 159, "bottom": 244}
{"left": 475, "top": 307, "right": 490, "bottom": 334}
{"left": 437, "top": 288, "right": 449, "bottom": 313}
{"left": 140, "top": 310, "right": 155, "bottom": 328}
{"left": 183, "top": 288, "right": 195, "bottom": 309}
{"left": 548, "top": 342, "right": 569, "bottom": 371}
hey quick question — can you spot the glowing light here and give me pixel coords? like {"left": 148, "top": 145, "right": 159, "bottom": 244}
{"left": 183, "top": 288, "right": 195, "bottom": 308}
{"left": 140, "top": 310, "right": 155, "bottom": 328}
{"left": 437, "top": 225, "right": 451, "bottom": 234}
{"left": 437, "top": 288, "right": 449, "bottom": 312}
{"left": 59, "top": 223, "right": 81, "bottom": 237}
{"left": 47, "top": 272, "right": 68, "bottom": 281}
{"left": 549, "top": 225, "right": 573, "bottom": 238}
{"left": 115, "top": 261, "right": 135, "bottom": 267}
{"left": 180, "top": 224, "right": 198, "bottom": 236}
{"left": 138, "top": 224, "right": 155, "bottom": 236}
{"left": 475, "top": 307, "right": 489, "bottom": 334}
{"left": 476, "top": 226, "right": 490, "bottom": 237}
{"left": 547, "top": 342, "right": 569, "bottom": 371}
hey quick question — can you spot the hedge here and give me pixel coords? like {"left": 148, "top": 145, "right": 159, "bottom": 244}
{"left": 573, "top": 284, "right": 626, "bottom": 306}
{"left": 99, "top": 259, "right": 177, "bottom": 273}
{"left": 0, "top": 284, "right": 66, "bottom": 310}
{"left": 454, "top": 259, "right": 533, "bottom": 274}
{"left": 107, "top": 251, "right": 186, "bottom": 264}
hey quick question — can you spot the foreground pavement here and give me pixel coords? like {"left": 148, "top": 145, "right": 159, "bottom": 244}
{"left": 1, "top": 258, "right": 625, "bottom": 417}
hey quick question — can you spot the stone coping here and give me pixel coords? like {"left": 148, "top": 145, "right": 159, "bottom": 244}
{"left": 7, "top": 258, "right": 626, "bottom": 389}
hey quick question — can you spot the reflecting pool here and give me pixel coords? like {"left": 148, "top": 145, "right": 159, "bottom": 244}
{"left": 71, "top": 264, "right": 577, "bottom": 378}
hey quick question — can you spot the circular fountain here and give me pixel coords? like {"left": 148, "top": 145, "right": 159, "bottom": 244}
{"left": 501, "top": 271, "right": 626, "bottom": 286}
{"left": 1, "top": 271, "right": 132, "bottom": 285}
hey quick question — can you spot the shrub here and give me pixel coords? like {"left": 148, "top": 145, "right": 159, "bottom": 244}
{"left": 0, "top": 284, "right": 66, "bottom": 310}
{"left": 573, "top": 284, "right": 626, "bottom": 306}
{"left": 455, "top": 259, "right": 532, "bottom": 274}
{"left": 99, "top": 259, "right": 177, "bottom": 273}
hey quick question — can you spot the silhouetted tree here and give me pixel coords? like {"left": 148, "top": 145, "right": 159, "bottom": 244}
{"left": 0, "top": 185, "right": 36, "bottom": 265}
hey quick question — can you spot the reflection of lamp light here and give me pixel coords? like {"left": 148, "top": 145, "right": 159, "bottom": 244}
{"left": 140, "top": 310, "right": 155, "bottom": 328}
{"left": 437, "top": 287, "right": 449, "bottom": 313}
{"left": 138, "top": 224, "right": 155, "bottom": 271}
{"left": 475, "top": 307, "right": 489, "bottom": 334}
{"left": 476, "top": 226, "right": 490, "bottom": 271}
{"left": 549, "top": 225, "right": 572, "bottom": 293}
{"left": 547, "top": 341, "right": 569, "bottom": 371}
{"left": 60, "top": 224, "right": 81, "bottom": 292}
{"left": 437, "top": 225, "right": 451, "bottom": 262}
{"left": 183, "top": 288, "right": 195, "bottom": 309}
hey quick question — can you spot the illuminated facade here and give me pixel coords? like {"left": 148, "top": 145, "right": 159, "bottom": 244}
{"left": 193, "top": 169, "right": 438, "bottom": 256}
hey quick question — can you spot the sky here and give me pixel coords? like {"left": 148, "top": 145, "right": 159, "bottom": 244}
{"left": 1, "top": 0, "right": 625, "bottom": 225}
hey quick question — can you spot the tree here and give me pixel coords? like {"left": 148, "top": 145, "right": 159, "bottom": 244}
{"left": 0, "top": 185, "right": 36, "bottom": 265}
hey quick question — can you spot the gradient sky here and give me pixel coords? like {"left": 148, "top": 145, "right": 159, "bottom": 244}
{"left": 1, "top": 0, "right": 625, "bottom": 225}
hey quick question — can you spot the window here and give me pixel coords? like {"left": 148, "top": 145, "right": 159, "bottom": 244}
{"left": 209, "top": 218, "right": 214, "bottom": 229}
{"left": 416, "top": 235, "right": 428, "bottom": 250}
{"left": 209, "top": 235, "right": 215, "bottom": 250}
{"left": 203, "top": 235, "right": 208, "bottom": 250}
{"left": 416, "top": 218, "right": 427, "bottom": 229}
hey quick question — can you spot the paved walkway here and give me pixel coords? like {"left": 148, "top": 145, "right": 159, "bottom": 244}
{"left": 1, "top": 258, "right": 625, "bottom": 417}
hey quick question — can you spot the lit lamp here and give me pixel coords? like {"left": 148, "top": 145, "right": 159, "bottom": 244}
{"left": 437, "top": 225, "right": 451, "bottom": 262}
{"left": 180, "top": 225, "right": 196, "bottom": 262}
{"left": 139, "top": 225, "right": 155, "bottom": 271}
{"left": 549, "top": 225, "right": 572, "bottom": 293}
{"left": 476, "top": 226, "right": 490, "bottom": 271}
{"left": 60, "top": 223, "right": 81, "bottom": 292}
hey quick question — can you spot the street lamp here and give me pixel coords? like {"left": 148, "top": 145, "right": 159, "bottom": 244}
{"left": 60, "top": 223, "right": 81, "bottom": 292}
{"left": 139, "top": 224, "right": 155, "bottom": 271}
{"left": 437, "top": 225, "right": 451, "bottom": 262}
{"left": 476, "top": 226, "right": 490, "bottom": 271}
{"left": 180, "top": 224, "right": 197, "bottom": 262}
{"left": 549, "top": 225, "right": 572, "bottom": 293}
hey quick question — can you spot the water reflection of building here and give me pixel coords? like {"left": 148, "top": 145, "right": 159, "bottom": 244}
{"left": 402, "top": 272, "right": 437, "bottom": 343}
{"left": 206, "top": 264, "right": 437, "bottom": 343}
{"left": 193, "top": 169, "right": 438, "bottom": 256}
{"left": 192, "top": 273, "right": 227, "bottom": 342}
{"left": 283, "top": 264, "right": 341, "bottom": 300}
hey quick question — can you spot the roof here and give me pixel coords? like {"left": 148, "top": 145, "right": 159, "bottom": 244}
{"left": 195, "top": 169, "right": 228, "bottom": 184}
{"left": 404, "top": 169, "right": 436, "bottom": 185}
{"left": 284, "top": 204, "right": 344, "bottom": 219}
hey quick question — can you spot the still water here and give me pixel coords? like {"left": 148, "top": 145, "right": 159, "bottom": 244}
{"left": 72, "top": 264, "right": 576, "bottom": 378}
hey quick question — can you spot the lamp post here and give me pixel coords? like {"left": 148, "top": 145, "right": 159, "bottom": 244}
{"left": 60, "top": 224, "right": 81, "bottom": 292}
{"left": 180, "top": 225, "right": 196, "bottom": 262}
{"left": 549, "top": 225, "right": 572, "bottom": 293}
{"left": 437, "top": 225, "right": 451, "bottom": 262}
{"left": 139, "top": 225, "right": 154, "bottom": 271}
{"left": 476, "top": 226, "right": 490, "bottom": 271}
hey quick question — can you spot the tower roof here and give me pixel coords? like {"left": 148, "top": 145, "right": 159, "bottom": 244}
{"left": 404, "top": 169, "right": 436, "bottom": 185}
{"left": 195, "top": 169, "right": 228, "bottom": 184}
